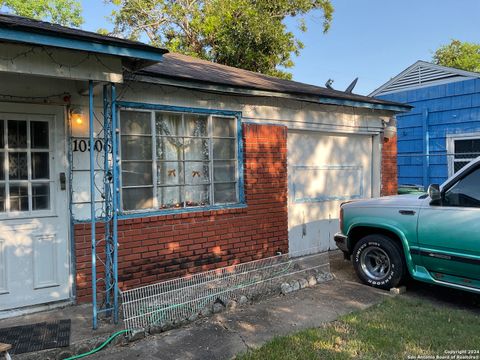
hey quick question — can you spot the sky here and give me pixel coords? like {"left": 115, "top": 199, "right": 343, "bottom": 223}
{"left": 80, "top": 0, "right": 480, "bottom": 95}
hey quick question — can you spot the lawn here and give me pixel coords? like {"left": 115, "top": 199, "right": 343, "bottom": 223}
{"left": 236, "top": 296, "right": 480, "bottom": 360}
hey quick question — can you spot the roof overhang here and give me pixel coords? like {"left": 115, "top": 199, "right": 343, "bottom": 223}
{"left": 0, "top": 24, "right": 166, "bottom": 71}
{"left": 130, "top": 73, "right": 412, "bottom": 113}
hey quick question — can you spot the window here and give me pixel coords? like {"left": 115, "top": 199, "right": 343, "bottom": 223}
{"left": 444, "top": 167, "right": 480, "bottom": 207}
{"left": 449, "top": 136, "right": 480, "bottom": 175}
{"left": 119, "top": 109, "right": 240, "bottom": 212}
{"left": 0, "top": 118, "right": 51, "bottom": 213}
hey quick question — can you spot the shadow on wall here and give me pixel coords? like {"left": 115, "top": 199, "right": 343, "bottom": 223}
{"left": 74, "top": 123, "right": 289, "bottom": 301}
{"left": 287, "top": 131, "right": 373, "bottom": 254}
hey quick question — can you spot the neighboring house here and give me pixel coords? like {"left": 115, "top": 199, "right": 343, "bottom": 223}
{"left": 0, "top": 14, "right": 409, "bottom": 316}
{"left": 372, "top": 60, "right": 480, "bottom": 188}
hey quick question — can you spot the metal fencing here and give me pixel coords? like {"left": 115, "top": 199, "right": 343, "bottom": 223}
{"left": 121, "top": 248, "right": 330, "bottom": 331}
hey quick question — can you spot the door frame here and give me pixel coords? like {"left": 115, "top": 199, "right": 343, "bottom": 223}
{"left": 0, "top": 102, "right": 73, "bottom": 312}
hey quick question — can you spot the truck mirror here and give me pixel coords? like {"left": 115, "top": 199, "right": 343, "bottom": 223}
{"left": 428, "top": 184, "right": 441, "bottom": 201}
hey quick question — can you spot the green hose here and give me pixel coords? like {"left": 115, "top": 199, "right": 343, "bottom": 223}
{"left": 65, "top": 261, "right": 294, "bottom": 359}
{"left": 64, "top": 329, "right": 130, "bottom": 360}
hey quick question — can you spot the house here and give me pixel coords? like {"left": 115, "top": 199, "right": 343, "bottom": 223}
{"left": 0, "top": 14, "right": 410, "bottom": 322}
{"left": 371, "top": 61, "right": 480, "bottom": 188}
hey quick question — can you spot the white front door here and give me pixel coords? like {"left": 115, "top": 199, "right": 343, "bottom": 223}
{"left": 0, "top": 107, "right": 70, "bottom": 311}
{"left": 288, "top": 131, "right": 374, "bottom": 255}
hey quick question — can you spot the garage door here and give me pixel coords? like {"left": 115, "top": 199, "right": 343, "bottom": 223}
{"left": 288, "top": 131, "right": 374, "bottom": 256}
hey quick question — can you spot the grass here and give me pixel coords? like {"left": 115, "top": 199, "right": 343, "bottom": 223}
{"left": 236, "top": 296, "right": 480, "bottom": 360}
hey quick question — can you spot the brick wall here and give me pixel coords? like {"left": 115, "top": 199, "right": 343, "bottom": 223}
{"left": 381, "top": 135, "right": 398, "bottom": 196}
{"left": 74, "top": 123, "right": 288, "bottom": 303}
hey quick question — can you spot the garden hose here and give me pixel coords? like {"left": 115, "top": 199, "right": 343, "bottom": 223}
{"left": 64, "top": 329, "right": 130, "bottom": 360}
{"left": 65, "top": 260, "right": 294, "bottom": 359}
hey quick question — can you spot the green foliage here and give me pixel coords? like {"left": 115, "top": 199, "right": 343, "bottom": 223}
{"left": 433, "top": 39, "right": 480, "bottom": 73}
{"left": 237, "top": 297, "right": 480, "bottom": 360}
{"left": 0, "top": 0, "right": 83, "bottom": 27}
{"left": 107, "top": 0, "right": 333, "bottom": 79}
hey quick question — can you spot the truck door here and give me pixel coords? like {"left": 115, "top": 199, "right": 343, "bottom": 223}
{"left": 417, "top": 165, "right": 480, "bottom": 282}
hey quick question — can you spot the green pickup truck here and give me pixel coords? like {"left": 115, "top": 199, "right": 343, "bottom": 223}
{"left": 335, "top": 157, "right": 480, "bottom": 293}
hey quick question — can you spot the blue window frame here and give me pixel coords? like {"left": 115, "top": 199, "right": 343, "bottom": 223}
{"left": 116, "top": 102, "right": 245, "bottom": 217}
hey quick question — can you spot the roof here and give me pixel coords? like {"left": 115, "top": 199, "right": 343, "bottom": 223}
{"left": 138, "top": 53, "right": 411, "bottom": 112}
{"left": 370, "top": 60, "right": 480, "bottom": 96}
{"left": 0, "top": 13, "right": 167, "bottom": 61}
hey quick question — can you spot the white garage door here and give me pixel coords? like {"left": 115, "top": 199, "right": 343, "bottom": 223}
{"left": 288, "top": 131, "right": 374, "bottom": 255}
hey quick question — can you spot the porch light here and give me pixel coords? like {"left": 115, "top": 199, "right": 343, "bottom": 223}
{"left": 69, "top": 107, "right": 89, "bottom": 137}
{"left": 70, "top": 107, "right": 85, "bottom": 125}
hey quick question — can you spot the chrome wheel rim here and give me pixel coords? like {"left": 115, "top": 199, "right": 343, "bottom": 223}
{"left": 360, "top": 246, "right": 391, "bottom": 281}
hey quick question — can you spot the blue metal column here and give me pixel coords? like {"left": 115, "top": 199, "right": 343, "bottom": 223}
{"left": 422, "top": 109, "right": 430, "bottom": 189}
{"left": 111, "top": 83, "right": 119, "bottom": 323}
{"left": 88, "top": 80, "right": 98, "bottom": 330}
{"left": 103, "top": 85, "right": 112, "bottom": 316}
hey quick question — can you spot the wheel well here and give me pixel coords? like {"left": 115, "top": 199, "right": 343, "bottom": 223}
{"left": 348, "top": 226, "right": 404, "bottom": 255}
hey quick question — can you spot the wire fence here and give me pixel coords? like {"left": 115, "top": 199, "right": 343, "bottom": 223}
{"left": 121, "top": 248, "right": 330, "bottom": 332}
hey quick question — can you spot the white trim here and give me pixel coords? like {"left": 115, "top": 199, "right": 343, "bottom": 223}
{"left": 370, "top": 60, "right": 480, "bottom": 96}
{"left": 446, "top": 132, "right": 480, "bottom": 177}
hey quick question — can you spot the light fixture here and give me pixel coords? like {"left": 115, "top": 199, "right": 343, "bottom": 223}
{"left": 383, "top": 116, "right": 397, "bottom": 141}
{"left": 70, "top": 107, "right": 85, "bottom": 126}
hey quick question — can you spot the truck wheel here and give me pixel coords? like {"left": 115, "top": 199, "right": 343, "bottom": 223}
{"left": 352, "top": 234, "right": 405, "bottom": 290}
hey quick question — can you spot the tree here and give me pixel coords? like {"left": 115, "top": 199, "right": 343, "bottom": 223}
{"left": 433, "top": 40, "right": 480, "bottom": 73}
{"left": 0, "top": 0, "right": 83, "bottom": 27}
{"left": 107, "top": 0, "right": 333, "bottom": 79}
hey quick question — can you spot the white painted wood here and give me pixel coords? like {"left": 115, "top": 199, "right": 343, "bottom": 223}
{"left": 0, "top": 104, "right": 70, "bottom": 311}
{"left": 288, "top": 131, "right": 374, "bottom": 255}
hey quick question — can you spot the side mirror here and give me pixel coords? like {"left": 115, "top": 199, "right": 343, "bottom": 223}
{"left": 428, "top": 184, "right": 441, "bottom": 201}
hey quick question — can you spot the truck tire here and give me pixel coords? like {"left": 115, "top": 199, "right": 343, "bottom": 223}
{"left": 352, "top": 234, "right": 405, "bottom": 290}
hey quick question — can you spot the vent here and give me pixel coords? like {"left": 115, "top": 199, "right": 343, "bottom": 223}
{"left": 371, "top": 61, "right": 480, "bottom": 96}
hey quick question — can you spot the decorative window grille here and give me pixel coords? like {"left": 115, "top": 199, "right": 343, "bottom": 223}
{"left": 119, "top": 110, "right": 239, "bottom": 212}
{"left": 449, "top": 136, "right": 480, "bottom": 176}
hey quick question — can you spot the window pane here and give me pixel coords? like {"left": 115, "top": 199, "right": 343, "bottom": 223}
{"left": 121, "top": 135, "right": 152, "bottom": 161}
{"left": 185, "top": 162, "right": 210, "bottom": 184}
{"left": 214, "top": 160, "right": 236, "bottom": 182}
{"left": 0, "top": 153, "right": 4, "bottom": 180}
{"left": 185, "top": 185, "right": 210, "bottom": 207}
{"left": 157, "top": 136, "right": 183, "bottom": 161}
{"left": 7, "top": 120, "right": 27, "bottom": 148}
{"left": 214, "top": 182, "right": 237, "bottom": 204}
{"left": 0, "top": 185, "right": 5, "bottom": 212}
{"left": 213, "top": 117, "right": 236, "bottom": 137}
{"left": 158, "top": 162, "right": 183, "bottom": 186}
{"left": 32, "top": 183, "right": 50, "bottom": 210}
{"left": 185, "top": 138, "right": 209, "bottom": 161}
{"left": 0, "top": 120, "right": 4, "bottom": 148}
{"left": 121, "top": 111, "right": 151, "bottom": 135}
{"left": 455, "top": 139, "right": 480, "bottom": 157}
{"left": 156, "top": 112, "right": 183, "bottom": 136}
{"left": 157, "top": 186, "right": 184, "bottom": 209}
{"left": 122, "top": 187, "right": 153, "bottom": 210}
{"left": 10, "top": 184, "right": 28, "bottom": 211}
{"left": 185, "top": 114, "right": 207, "bottom": 137}
{"left": 31, "top": 121, "right": 49, "bottom": 149}
{"left": 122, "top": 161, "right": 153, "bottom": 186}
{"left": 9, "top": 152, "right": 28, "bottom": 180}
{"left": 32, "top": 152, "right": 49, "bottom": 179}
{"left": 444, "top": 168, "right": 480, "bottom": 207}
{"left": 213, "top": 139, "right": 236, "bottom": 159}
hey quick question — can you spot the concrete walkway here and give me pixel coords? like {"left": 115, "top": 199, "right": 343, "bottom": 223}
{"left": 87, "top": 277, "right": 390, "bottom": 360}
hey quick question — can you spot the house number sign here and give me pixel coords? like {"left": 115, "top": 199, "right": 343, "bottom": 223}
{"left": 72, "top": 138, "right": 107, "bottom": 152}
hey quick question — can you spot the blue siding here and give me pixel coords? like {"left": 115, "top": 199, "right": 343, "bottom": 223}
{"left": 379, "top": 78, "right": 480, "bottom": 188}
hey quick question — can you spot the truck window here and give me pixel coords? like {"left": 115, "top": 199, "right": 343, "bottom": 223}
{"left": 444, "top": 167, "right": 480, "bottom": 208}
